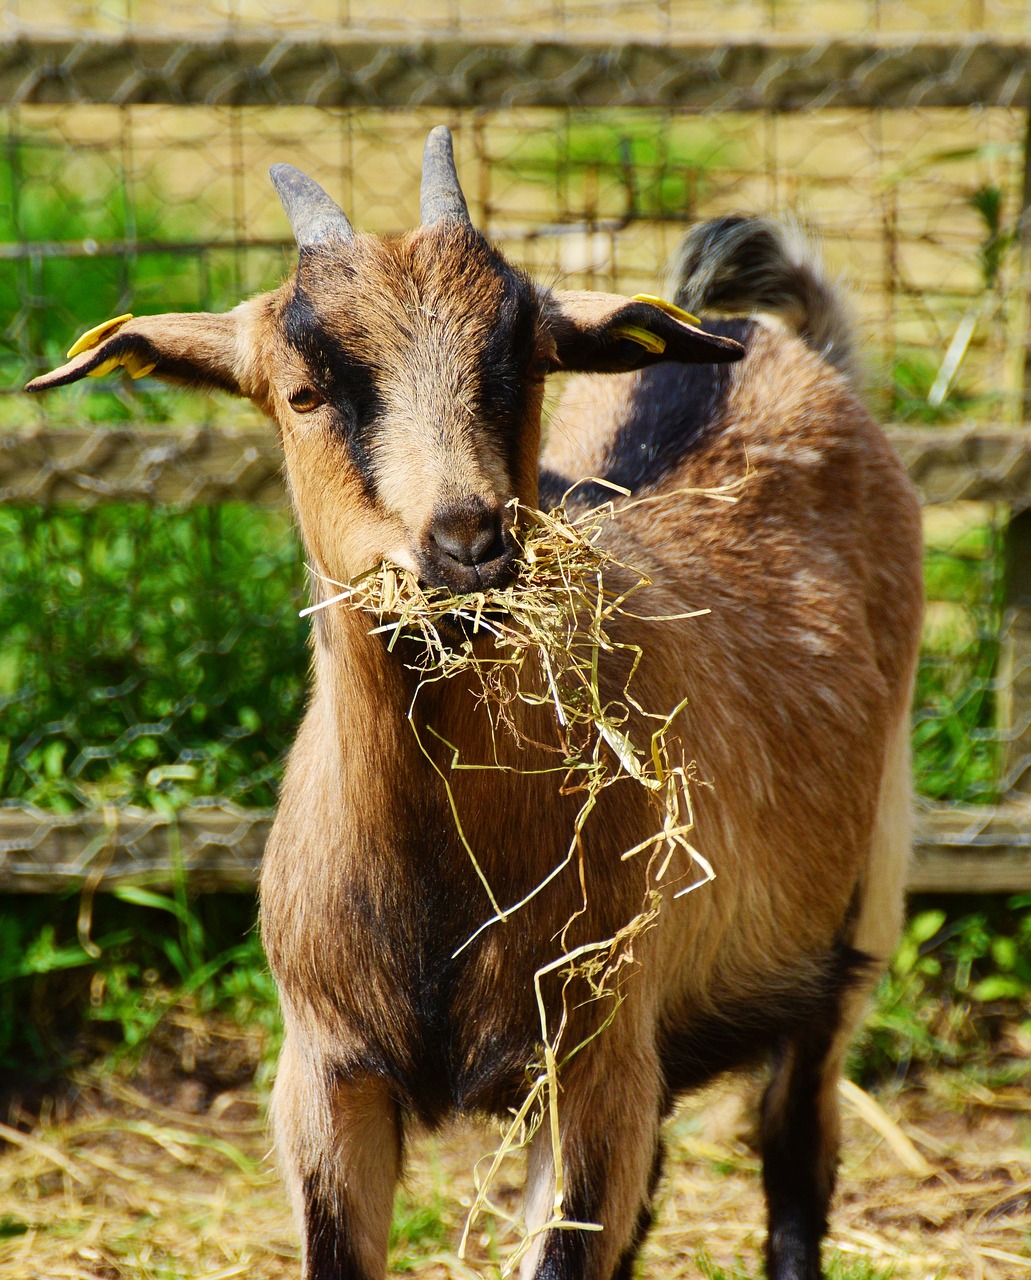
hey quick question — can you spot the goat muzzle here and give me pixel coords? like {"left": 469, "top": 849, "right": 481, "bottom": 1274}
{"left": 419, "top": 498, "right": 516, "bottom": 594}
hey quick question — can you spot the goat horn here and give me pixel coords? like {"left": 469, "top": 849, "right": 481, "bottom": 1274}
{"left": 269, "top": 164, "right": 354, "bottom": 248}
{"left": 420, "top": 126, "right": 471, "bottom": 228}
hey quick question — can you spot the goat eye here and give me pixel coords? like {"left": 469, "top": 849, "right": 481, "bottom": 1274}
{"left": 288, "top": 386, "right": 325, "bottom": 414}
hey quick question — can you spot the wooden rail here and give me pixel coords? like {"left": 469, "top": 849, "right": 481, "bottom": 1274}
{"left": 1, "top": 802, "right": 1029, "bottom": 893}
{"left": 4, "top": 423, "right": 1031, "bottom": 509}
{"left": 0, "top": 34, "right": 1027, "bottom": 111}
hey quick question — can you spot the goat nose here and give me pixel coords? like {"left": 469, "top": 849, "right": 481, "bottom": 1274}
{"left": 429, "top": 500, "right": 505, "bottom": 567}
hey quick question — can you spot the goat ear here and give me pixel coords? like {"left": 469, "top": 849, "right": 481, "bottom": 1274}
{"left": 25, "top": 310, "right": 249, "bottom": 396}
{"left": 543, "top": 290, "right": 745, "bottom": 373}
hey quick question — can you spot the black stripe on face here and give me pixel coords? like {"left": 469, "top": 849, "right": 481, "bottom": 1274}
{"left": 284, "top": 284, "right": 383, "bottom": 498}
{"left": 474, "top": 264, "right": 541, "bottom": 477}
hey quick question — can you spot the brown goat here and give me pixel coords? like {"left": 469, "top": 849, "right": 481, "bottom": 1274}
{"left": 27, "top": 127, "right": 923, "bottom": 1280}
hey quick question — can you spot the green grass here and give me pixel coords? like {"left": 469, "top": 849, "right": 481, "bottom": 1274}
{"left": 0, "top": 134, "right": 284, "bottom": 423}
{"left": 0, "top": 888, "right": 279, "bottom": 1084}
{"left": 0, "top": 504, "right": 308, "bottom": 810}
{"left": 389, "top": 1188, "right": 452, "bottom": 1272}
{"left": 852, "top": 896, "right": 1031, "bottom": 1085}
{"left": 696, "top": 1250, "right": 899, "bottom": 1279}
{"left": 496, "top": 114, "right": 741, "bottom": 223}
{"left": 890, "top": 350, "right": 982, "bottom": 423}
{"left": 912, "top": 515, "right": 1005, "bottom": 804}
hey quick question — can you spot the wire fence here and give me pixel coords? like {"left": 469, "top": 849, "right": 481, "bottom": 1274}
{"left": 3, "top": 3, "right": 1031, "bottom": 888}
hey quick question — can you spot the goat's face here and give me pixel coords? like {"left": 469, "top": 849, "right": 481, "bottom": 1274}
{"left": 25, "top": 127, "right": 744, "bottom": 601}
{"left": 258, "top": 225, "right": 546, "bottom": 594}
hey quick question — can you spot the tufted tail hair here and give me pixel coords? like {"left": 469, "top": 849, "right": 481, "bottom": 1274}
{"left": 666, "top": 215, "right": 858, "bottom": 386}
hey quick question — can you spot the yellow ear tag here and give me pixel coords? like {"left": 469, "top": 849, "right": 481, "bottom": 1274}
{"left": 67, "top": 313, "right": 134, "bottom": 359}
{"left": 611, "top": 324, "right": 667, "bottom": 355}
{"left": 87, "top": 353, "right": 157, "bottom": 380}
{"left": 631, "top": 293, "right": 701, "bottom": 326}
{"left": 123, "top": 351, "right": 157, "bottom": 380}
{"left": 68, "top": 315, "right": 156, "bottom": 380}
{"left": 85, "top": 350, "right": 156, "bottom": 380}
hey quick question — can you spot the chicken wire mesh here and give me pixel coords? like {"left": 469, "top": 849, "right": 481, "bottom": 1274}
{"left": 2, "top": 4, "right": 1031, "bottom": 882}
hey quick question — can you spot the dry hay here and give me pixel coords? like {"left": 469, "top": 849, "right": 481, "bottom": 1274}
{"left": 0, "top": 1029, "right": 1029, "bottom": 1279}
{"left": 0, "top": 1013, "right": 296, "bottom": 1280}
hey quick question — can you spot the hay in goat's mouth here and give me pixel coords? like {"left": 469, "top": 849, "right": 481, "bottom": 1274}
{"left": 301, "top": 488, "right": 723, "bottom": 1275}
{"left": 303, "top": 492, "right": 712, "bottom": 781}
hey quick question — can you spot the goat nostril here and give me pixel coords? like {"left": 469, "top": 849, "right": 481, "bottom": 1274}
{"left": 429, "top": 505, "right": 506, "bottom": 568}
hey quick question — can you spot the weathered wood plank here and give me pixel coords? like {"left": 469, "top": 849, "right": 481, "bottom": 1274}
{"left": 0, "top": 804, "right": 270, "bottom": 893}
{"left": 2, "top": 802, "right": 1030, "bottom": 893}
{"left": 909, "top": 802, "right": 1031, "bottom": 892}
{"left": 2, "top": 424, "right": 1030, "bottom": 508}
{"left": 0, "top": 425, "right": 283, "bottom": 507}
{"left": 0, "top": 35, "right": 1026, "bottom": 111}
{"left": 890, "top": 426, "right": 1031, "bottom": 510}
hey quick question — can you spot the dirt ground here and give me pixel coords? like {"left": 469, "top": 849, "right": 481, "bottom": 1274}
{"left": 0, "top": 1013, "right": 1028, "bottom": 1280}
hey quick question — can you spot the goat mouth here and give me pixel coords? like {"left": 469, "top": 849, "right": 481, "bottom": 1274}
{"left": 386, "top": 571, "right": 519, "bottom": 660}
{"left": 385, "top": 602, "right": 509, "bottom": 671}
{"left": 418, "top": 590, "right": 512, "bottom": 638}
{"left": 414, "top": 540, "right": 518, "bottom": 598}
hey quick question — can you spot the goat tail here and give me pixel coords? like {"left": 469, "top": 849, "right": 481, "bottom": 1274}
{"left": 665, "top": 215, "right": 858, "bottom": 385}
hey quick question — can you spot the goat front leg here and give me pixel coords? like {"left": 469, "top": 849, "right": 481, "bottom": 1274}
{"left": 272, "top": 1033, "right": 401, "bottom": 1280}
{"left": 519, "top": 1049, "right": 664, "bottom": 1280}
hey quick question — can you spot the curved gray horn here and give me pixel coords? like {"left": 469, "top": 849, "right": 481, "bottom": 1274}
{"left": 270, "top": 163, "right": 354, "bottom": 248}
{"left": 420, "top": 126, "right": 471, "bottom": 227}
